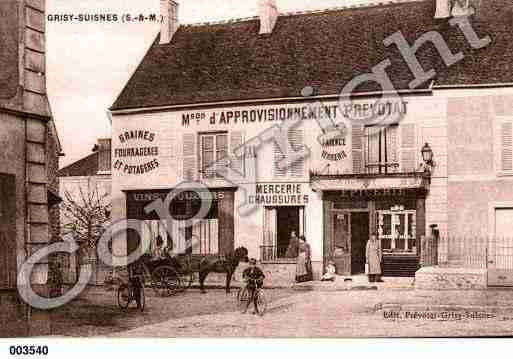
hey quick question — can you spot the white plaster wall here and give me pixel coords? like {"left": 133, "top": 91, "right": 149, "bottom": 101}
{"left": 110, "top": 88, "right": 513, "bottom": 261}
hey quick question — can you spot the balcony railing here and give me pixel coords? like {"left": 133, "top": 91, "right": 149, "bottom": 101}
{"left": 260, "top": 245, "right": 297, "bottom": 263}
{"left": 365, "top": 162, "right": 400, "bottom": 174}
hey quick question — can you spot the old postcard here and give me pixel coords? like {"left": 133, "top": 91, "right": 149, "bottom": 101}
{"left": 1, "top": 0, "right": 513, "bottom": 343}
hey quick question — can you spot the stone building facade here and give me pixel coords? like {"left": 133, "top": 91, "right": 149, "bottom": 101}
{"left": 109, "top": 0, "right": 513, "bottom": 287}
{"left": 0, "top": 0, "right": 62, "bottom": 336}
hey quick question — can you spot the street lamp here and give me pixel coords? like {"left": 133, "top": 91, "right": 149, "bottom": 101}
{"left": 421, "top": 143, "right": 434, "bottom": 166}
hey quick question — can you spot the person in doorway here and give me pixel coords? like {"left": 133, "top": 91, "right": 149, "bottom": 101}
{"left": 296, "top": 236, "right": 313, "bottom": 283}
{"left": 366, "top": 234, "right": 383, "bottom": 283}
{"left": 285, "top": 231, "right": 299, "bottom": 258}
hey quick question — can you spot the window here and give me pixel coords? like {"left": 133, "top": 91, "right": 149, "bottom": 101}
{"left": 377, "top": 208, "right": 416, "bottom": 253}
{"left": 365, "top": 125, "right": 399, "bottom": 174}
{"left": 200, "top": 132, "right": 228, "bottom": 179}
{"left": 273, "top": 129, "right": 305, "bottom": 178}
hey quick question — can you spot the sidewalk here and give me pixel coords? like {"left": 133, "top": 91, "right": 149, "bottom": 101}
{"left": 293, "top": 275, "right": 415, "bottom": 291}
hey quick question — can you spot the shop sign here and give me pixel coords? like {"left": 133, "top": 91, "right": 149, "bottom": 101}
{"left": 340, "top": 100, "right": 408, "bottom": 124}
{"left": 314, "top": 176, "right": 425, "bottom": 191}
{"left": 181, "top": 104, "right": 339, "bottom": 127}
{"left": 129, "top": 190, "right": 225, "bottom": 203}
{"left": 113, "top": 129, "right": 160, "bottom": 175}
{"left": 318, "top": 123, "right": 348, "bottom": 162}
{"left": 248, "top": 183, "right": 309, "bottom": 206}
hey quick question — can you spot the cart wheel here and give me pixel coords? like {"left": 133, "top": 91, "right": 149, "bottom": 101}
{"left": 255, "top": 290, "right": 267, "bottom": 316}
{"left": 237, "top": 287, "right": 250, "bottom": 313}
{"left": 138, "top": 286, "right": 146, "bottom": 312}
{"left": 152, "top": 266, "right": 180, "bottom": 297}
{"left": 117, "top": 284, "right": 130, "bottom": 310}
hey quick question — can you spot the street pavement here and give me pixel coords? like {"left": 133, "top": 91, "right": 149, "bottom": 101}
{"left": 113, "top": 289, "right": 513, "bottom": 338}
{"left": 49, "top": 281, "right": 513, "bottom": 338}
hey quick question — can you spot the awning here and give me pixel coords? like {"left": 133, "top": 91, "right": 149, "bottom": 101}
{"left": 311, "top": 172, "right": 430, "bottom": 196}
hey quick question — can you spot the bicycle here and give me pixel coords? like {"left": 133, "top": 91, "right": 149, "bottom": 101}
{"left": 117, "top": 274, "right": 145, "bottom": 312}
{"left": 237, "top": 278, "right": 267, "bottom": 316}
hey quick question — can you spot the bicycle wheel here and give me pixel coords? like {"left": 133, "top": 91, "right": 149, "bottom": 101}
{"left": 255, "top": 290, "right": 267, "bottom": 316}
{"left": 237, "top": 287, "right": 250, "bottom": 313}
{"left": 117, "top": 284, "right": 131, "bottom": 310}
{"left": 151, "top": 266, "right": 180, "bottom": 297}
{"left": 177, "top": 258, "right": 194, "bottom": 291}
{"left": 138, "top": 285, "right": 145, "bottom": 312}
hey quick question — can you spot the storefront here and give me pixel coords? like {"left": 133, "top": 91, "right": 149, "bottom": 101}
{"left": 313, "top": 173, "right": 429, "bottom": 276}
{"left": 123, "top": 188, "right": 235, "bottom": 257}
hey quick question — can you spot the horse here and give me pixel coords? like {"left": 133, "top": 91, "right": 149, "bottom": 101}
{"left": 199, "top": 247, "right": 249, "bottom": 294}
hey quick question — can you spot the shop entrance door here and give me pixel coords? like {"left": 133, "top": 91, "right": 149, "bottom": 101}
{"left": 488, "top": 208, "right": 513, "bottom": 286}
{"left": 276, "top": 207, "right": 300, "bottom": 258}
{"left": 351, "top": 212, "right": 369, "bottom": 275}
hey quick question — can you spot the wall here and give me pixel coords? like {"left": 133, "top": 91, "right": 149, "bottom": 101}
{"left": 111, "top": 94, "right": 453, "bottom": 273}
{"left": 444, "top": 91, "right": 513, "bottom": 239}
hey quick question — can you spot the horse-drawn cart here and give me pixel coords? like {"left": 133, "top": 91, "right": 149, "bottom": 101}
{"left": 135, "top": 247, "right": 248, "bottom": 296}
{"left": 139, "top": 253, "right": 197, "bottom": 297}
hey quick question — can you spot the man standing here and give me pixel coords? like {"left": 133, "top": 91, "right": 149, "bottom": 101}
{"left": 366, "top": 234, "right": 383, "bottom": 283}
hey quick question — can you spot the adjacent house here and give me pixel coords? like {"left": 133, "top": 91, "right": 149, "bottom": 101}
{"left": 58, "top": 139, "right": 112, "bottom": 285}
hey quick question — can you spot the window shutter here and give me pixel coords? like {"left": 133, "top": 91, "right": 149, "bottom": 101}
{"left": 386, "top": 126, "right": 398, "bottom": 164}
{"left": 501, "top": 121, "right": 513, "bottom": 172}
{"left": 400, "top": 124, "right": 417, "bottom": 172}
{"left": 273, "top": 140, "right": 287, "bottom": 177}
{"left": 230, "top": 131, "right": 244, "bottom": 174}
{"left": 290, "top": 129, "right": 305, "bottom": 177}
{"left": 182, "top": 133, "right": 196, "bottom": 181}
{"left": 352, "top": 125, "right": 364, "bottom": 174}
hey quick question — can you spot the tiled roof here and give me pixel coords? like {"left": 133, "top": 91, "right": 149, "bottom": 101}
{"left": 58, "top": 153, "right": 98, "bottom": 177}
{"left": 111, "top": 0, "right": 513, "bottom": 111}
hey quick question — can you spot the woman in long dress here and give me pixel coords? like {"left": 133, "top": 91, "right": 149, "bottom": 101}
{"left": 365, "top": 234, "right": 383, "bottom": 283}
{"left": 296, "top": 236, "right": 312, "bottom": 283}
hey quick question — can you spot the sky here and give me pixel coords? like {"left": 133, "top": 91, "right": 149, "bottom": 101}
{"left": 47, "top": 0, "right": 371, "bottom": 167}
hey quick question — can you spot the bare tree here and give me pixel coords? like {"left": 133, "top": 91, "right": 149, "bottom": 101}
{"left": 60, "top": 179, "right": 111, "bottom": 283}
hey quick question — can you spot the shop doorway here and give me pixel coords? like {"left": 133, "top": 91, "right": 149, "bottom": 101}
{"left": 351, "top": 212, "right": 369, "bottom": 275}
{"left": 276, "top": 207, "right": 300, "bottom": 258}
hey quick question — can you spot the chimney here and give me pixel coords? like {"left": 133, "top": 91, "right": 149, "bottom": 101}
{"left": 96, "top": 138, "right": 112, "bottom": 174}
{"left": 434, "top": 0, "right": 451, "bottom": 18}
{"left": 259, "top": 0, "right": 279, "bottom": 35}
{"left": 160, "top": 0, "right": 179, "bottom": 44}
{"left": 451, "top": 0, "right": 475, "bottom": 17}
